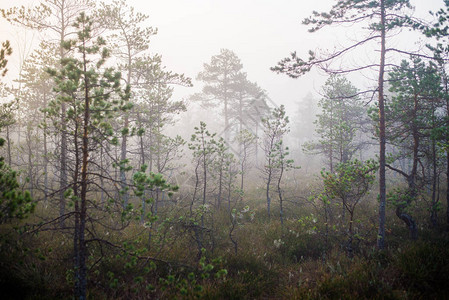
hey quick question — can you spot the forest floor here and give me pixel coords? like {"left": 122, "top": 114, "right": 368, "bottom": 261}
{"left": 1, "top": 194, "right": 448, "bottom": 299}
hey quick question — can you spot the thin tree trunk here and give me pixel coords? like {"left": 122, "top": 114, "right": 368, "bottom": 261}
{"left": 229, "top": 217, "right": 238, "bottom": 255}
{"left": 224, "top": 76, "right": 230, "bottom": 142}
{"left": 120, "top": 117, "right": 128, "bottom": 207}
{"left": 324, "top": 202, "right": 329, "bottom": 257}
{"left": 377, "top": 0, "right": 387, "bottom": 250}
{"left": 255, "top": 123, "right": 259, "bottom": 162}
{"left": 60, "top": 102, "right": 68, "bottom": 226}
{"left": 77, "top": 36, "right": 91, "bottom": 300}
{"left": 227, "top": 168, "right": 232, "bottom": 212}
{"left": 447, "top": 151, "right": 449, "bottom": 229}
{"left": 149, "top": 130, "right": 153, "bottom": 173}
{"left": 54, "top": 3, "right": 67, "bottom": 217}
{"left": 277, "top": 163, "right": 284, "bottom": 228}
{"left": 73, "top": 102, "right": 81, "bottom": 300}
{"left": 120, "top": 54, "right": 133, "bottom": 208}
{"left": 190, "top": 159, "right": 201, "bottom": 216}
{"left": 431, "top": 124, "right": 438, "bottom": 228}
{"left": 396, "top": 205, "right": 418, "bottom": 240}
{"left": 240, "top": 150, "right": 245, "bottom": 202}
{"left": 154, "top": 188, "right": 159, "bottom": 216}
{"left": 6, "top": 125, "right": 11, "bottom": 166}
{"left": 396, "top": 94, "right": 419, "bottom": 240}
{"left": 446, "top": 76, "right": 449, "bottom": 229}
{"left": 329, "top": 94, "right": 334, "bottom": 173}
{"left": 266, "top": 171, "right": 271, "bottom": 220}
{"left": 59, "top": 20, "right": 68, "bottom": 228}
{"left": 43, "top": 95, "right": 48, "bottom": 204}
{"left": 218, "top": 156, "right": 223, "bottom": 209}
{"left": 347, "top": 211, "right": 354, "bottom": 258}
{"left": 27, "top": 125, "right": 34, "bottom": 199}
{"left": 100, "top": 145, "right": 105, "bottom": 207}
{"left": 200, "top": 134, "right": 207, "bottom": 244}
{"left": 138, "top": 114, "right": 147, "bottom": 223}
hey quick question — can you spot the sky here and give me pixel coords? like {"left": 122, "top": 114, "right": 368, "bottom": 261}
{"left": 129, "top": 0, "right": 344, "bottom": 111}
{"left": 0, "top": 0, "right": 446, "bottom": 115}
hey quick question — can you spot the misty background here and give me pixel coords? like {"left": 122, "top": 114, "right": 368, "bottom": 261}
{"left": 1, "top": 0, "right": 441, "bottom": 113}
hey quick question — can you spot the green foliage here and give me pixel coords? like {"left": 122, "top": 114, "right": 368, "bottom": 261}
{"left": 3, "top": 2, "right": 449, "bottom": 300}
{"left": 381, "top": 57, "right": 442, "bottom": 147}
{"left": 194, "top": 49, "right": 268, "bottom": 142}
{"left": 1, "top": 200, "right": 449, "bottom": 299}
{"left": 189, "top": 121, "right": 217, "bottom": 155}
{"left": 395, "top": 241, "right": 449, "bottom": 297}
{"left": 0, "top": 41, "right": 35, "bottom": 224}
{"left": 317, "top": 159, "right": 377, "bottom": 231}
{"left": 320, "top": 159, "right": 377, "bottom": 203}
{"left": 189, "top": 121, "right": 228, "bottom": 208}
{"left": 98, "top": 0, "right": 156, "bottom": 57}
{"left": 262, "top": 105, "right": 293, "bottom": 176}
{"left": 132, "top": 168, "right": 178, "bottom": 222}
{"left": 0, "top": 154, "right": 35, "bottom": 223}
{"left": 261, "top": 106, "right": 291, "bottom": 175}
{"left": 272, "top": 0, "right": 412, "bottom": 77}
{"left": 0, "top": 40, "right": 12, "bottom": 77}
{"left": 276, "top": 226, "right": 327, "bottom": 263}
{"left": 195, "top": 48, "right": 244, "bottom": 108}
{"left": 214, "top": 252, "right": 279, "bottom": 299}
{"left": 318, "top": 159, "right": 377, "bottom": 256}
{"left": 304, "top": 75, "right": 367, "bottom": 171}
{"left": 0, "top": 101, "right": 16, "bottom": 130}
{"left": 157, "top": 249, "right": 227, "bottom": 298}
{"left": 376, "top": 57, "right": 442, "bottom": 234}
{"left": 45, "top": 12, "right": 131, "bottom": 141}
{"left": 309, "top": 262, "right": 396, "bottom": 300}
{"left": 43, "top": 12, "right": 134, "bottom": 299}
{"left": 386, "top": 187, "right": 413, "bottom": 209}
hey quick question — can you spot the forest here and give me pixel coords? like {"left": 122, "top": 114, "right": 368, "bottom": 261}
{"left": 1, "top": 0, "right": 449, "bottom": 299}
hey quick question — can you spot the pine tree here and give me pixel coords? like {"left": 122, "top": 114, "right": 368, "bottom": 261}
{"left": 272, "top": 0, "right": 413, "bottom": 249}
{"left": 194, "top": 49, "right": 244, "bottom": 142}
{"left": 261, "top": 105, "right": 290, "bottom": 220}
{"left": 46, "top": 13, "right": 130, "bottom": 299}
{"left": 2, "top": 0, "right": 95, "bottom": 226}
{"left": 304, "top": 75, "right": 368, "bottom": 172}
{"left": 0, "top": 40, "right": 35, "bottom": 224}
{"left": 382, "top": 58, "right": 443, "bottom": 239}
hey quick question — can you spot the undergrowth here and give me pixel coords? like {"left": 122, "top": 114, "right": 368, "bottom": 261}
{"left": 1, "top": 196, "right": 449, "bottom": 299}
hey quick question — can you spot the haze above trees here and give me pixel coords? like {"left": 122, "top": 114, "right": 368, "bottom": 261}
{"left": 1, "top": 1, "right": 449, "bottom": 299}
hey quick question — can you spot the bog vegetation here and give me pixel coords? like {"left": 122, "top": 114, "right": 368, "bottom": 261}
{"left": 1, "top": 0, "right": 449, "bottom": 299}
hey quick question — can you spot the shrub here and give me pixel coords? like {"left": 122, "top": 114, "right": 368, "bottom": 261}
{"left": 211, "top": 252, "right": 280, "bottom": 299}
{"left": 394, "top": 241, "right": 449, "bottom": 298}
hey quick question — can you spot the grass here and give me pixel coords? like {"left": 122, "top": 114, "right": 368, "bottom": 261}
{"left": 1, "top": 185, "right": 449, "bottom": 299}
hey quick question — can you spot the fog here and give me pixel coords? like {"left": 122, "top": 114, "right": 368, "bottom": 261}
{"left": 0, "top": 0, "right": 444, "bottom": 171}
{"left": 1, "top": 1, "right": 449, "bottom": 298}
{"left": 0, "top": 0, "right": 445, "bottom": 174}
{"left": 0, "top": 1, "right": 443, "bottom": 111}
